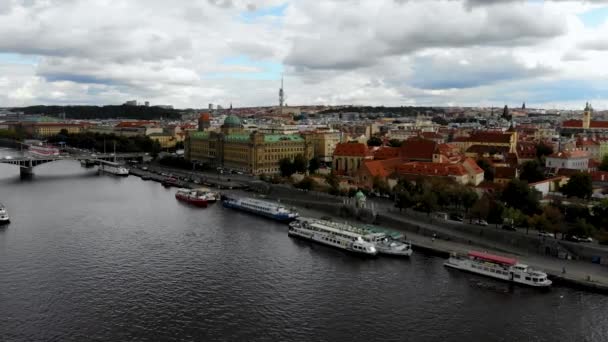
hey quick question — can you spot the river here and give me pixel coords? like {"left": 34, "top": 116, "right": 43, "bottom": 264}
{"left": 1, "top": 148, "right": 607, "bottom": 342}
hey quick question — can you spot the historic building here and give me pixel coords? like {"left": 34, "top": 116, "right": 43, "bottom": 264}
{"left": 562, "top": 103, "right": 608, "bottom": 134}
{"left": 185, "top": 113, "right": 313, "bottom": 175}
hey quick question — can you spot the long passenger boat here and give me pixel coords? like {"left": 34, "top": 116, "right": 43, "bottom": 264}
{"left": 288, "top": 218, "right": 377, "bottom": 256}
{"left": 444, "top": 251, "right": 552, "bottom": 287}
{"left": 221, "top": 196, "right": 298, "bottom": 222}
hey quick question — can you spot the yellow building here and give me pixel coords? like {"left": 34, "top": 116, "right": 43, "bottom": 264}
{"left": 17, "top": 123, "right": 86, "bottom": 137}
{"left": 185, "top": 114, "right": 313, "bottom": 175}
{"left": 149, "top": 133, "right": 177, "bottom": 149}
{"left": 307, "top": 131, "right": 342, "bottom": 163}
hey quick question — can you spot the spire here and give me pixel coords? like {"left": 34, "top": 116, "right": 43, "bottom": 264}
{"left": 279, "top": 74, "right": 285, "bottom": 115}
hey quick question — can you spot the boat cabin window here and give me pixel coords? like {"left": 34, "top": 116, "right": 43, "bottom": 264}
{"left": 525, "top": 277, "right": 531, "bottom": 281}
{"left": 514, "top": 274, "right": 520, "bottom": 279}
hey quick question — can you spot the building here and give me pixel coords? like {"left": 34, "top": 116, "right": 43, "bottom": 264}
{"left": 494, "top": 166, "right": 518, "bottom": 184}
{"left": 452, "top": 130, "right": 517, "bottom": 154}
{"left": 148, "top": 133, "right": 177, "bottom": 149}
{"left": 124, "top": 100, "right": 137, "bottom": 106}
{"left": 576, "top": 138, "right": 601, "bottom": 160}
{"left": 6, "top": 122, "right": 87, "bottom": 137}
{"left": 185, "top": 114, "right": 313, "bottom": 175}
{"left": 332, "top": 142, "right": 373, "bottom": 176}
{"left": 308, "top": 130, "right": 342, "bottom": 163}
{"left": 562, "top": 103, "right": 608, "bottom": 134}
{"left": 394, "top": 158, "right": 484, "bottom": 186}
{"left": 545, "top": 150, "right": 590, "bottom": 171}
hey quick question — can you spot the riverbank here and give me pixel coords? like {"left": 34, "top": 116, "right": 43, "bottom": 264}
{"left": 127, "top": 163, "right": 608, "bottom": 294}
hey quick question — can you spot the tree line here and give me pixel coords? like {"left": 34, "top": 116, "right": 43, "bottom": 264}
{"left": 11, "top": 105, "right": 184, "bottom": 120}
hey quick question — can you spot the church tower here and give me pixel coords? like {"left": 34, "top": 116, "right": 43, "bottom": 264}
{"left": 583, "top": 102, "right": 592, "bottom": 130}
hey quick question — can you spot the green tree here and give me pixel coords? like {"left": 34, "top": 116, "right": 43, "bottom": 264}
{"left": 416, "top": 190, "right": 438, "bottom": 215}
{"left": 542, "top": 205, "right": 564, "bottom": 239}
{"left": 501, "top": 179, "right": 540, "bottom": 215}
{"left": 535, "top": 143, "right": 553, "bottom": 159}
{"left": 599, "top": 155, "right": 608, "bottom": 172}
{"left": 519, "top": 160, "right": 545, "bottom": 183}
{"left": 279, "top": 158, "right": 295, "bottom": 177}
{"left": 372, "top": 176, "right": 390, "bottom": 195}
{"left": 388, "top": 139, "right": 403, "bottom": 147}
{"left": 592, "top": 199, "right": 608, "bottom": 229}
{"left": 502, "top": 207, "right": 527, "bottom": 229}
{"left": 367, "top": 136, "right": 383, "bottom": 147}
{"left": 308, "top": 157, "right": 320, "bottom": 174}
{"left": 471, "top": 197, "right": 490, "bottom": 221}
{"left": 476, "top": 159, "right": 495, "bottom": 181}
{"left": 568, "top": 218, "right": 596, "bottom": 238}
{"left": 295, "top": 176, "right": 315, "bottom": 190}
{"left": 461, "top": 188, "right": 479, "bottom": 213}
{"left": 561, "top": 173, "right": 592, "bottom": 199}
{"left": 487, "top": 200, "right": 505, "bottom": 226}
{"left": 395, "top": 189, "right": 414, "bottom": 212}
{"left": 293, "top": 154, "right": 308, "bottom": 173}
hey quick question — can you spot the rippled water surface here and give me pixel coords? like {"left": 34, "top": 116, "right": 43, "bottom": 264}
{"left": 1, "top": 151, "right": 607, "bottom": 342}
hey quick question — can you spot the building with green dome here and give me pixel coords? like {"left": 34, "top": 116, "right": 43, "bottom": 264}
{"left": 185, "top": 114, "right": 314, "bottom": 175}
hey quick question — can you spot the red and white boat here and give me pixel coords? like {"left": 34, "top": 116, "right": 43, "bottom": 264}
{"left": 28, "top": 144, "right": 60, "bottom": 156}
{"left": 175, "top": 189, "right": 208, "bottom": 207}
{"left": 444, "top": 250, "right": 552, "bottom": 287}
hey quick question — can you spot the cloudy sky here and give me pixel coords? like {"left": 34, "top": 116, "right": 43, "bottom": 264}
{"left": 1, "top": 0, "right": 608, "bottom": 109}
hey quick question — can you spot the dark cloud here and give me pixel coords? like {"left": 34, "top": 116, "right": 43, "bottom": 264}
{"left": 410, "top": 53, "right": 553, "bottom": 89}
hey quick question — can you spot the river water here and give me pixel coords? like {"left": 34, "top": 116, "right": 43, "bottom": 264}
{"left": 1, "top": 148, "right": 607, "bottom": 342}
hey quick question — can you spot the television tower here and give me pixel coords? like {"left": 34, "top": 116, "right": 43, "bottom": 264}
{"left": 279, "top": 75, "right": 284, "bottom": 115}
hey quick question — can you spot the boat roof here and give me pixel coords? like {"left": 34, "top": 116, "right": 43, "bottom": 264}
{"left": 309, "top": 222, "right": 364, "bottom": 238}
{"left": 468, "top": 251, "right": 517, "bottom": 266}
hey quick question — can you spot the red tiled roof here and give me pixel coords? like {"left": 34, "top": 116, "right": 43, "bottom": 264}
{"left": 334, "top": 142, "right": 369, "bottom": 157}
{"left": 400, "top": 138, "right": 437, "bottom": 161}
{"left": 468, "top": 131, "right": 512, "bottom": 144}
{"left": 360, "top": 158, "right": 402, "bottom": 178}
{"left": 199, "top": 112, "right": 211, "bottom": 121}
{"left": 395, "top": 162, "right": 468, "bottom": 177}
{"left": 563, "top": 120, "right": 608, "bottom": 128}
{"left": 495, "top": 166, "right": 517, "bottom": 179}
{"left": 516, "top": 142, "right": 536, "bottom": 159}
{"left": 372, "top": 146, "right": 399, "bottom": 160}
{"left": 466, "top": 144, "right": 510, "bottom": 155}
{"left": 115, "top": 121, "right": 157, "bottom": 128}
{"left": 577, "top": 139, "right": 600, "bottom": 147}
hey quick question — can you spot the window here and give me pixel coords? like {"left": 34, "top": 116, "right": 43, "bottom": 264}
{"left": 525, "top": 277, "right": 531, "bottom": 281}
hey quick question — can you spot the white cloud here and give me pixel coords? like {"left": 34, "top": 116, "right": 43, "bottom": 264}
{"left": 0, "top": 0, "right": 606, "bottom": 109}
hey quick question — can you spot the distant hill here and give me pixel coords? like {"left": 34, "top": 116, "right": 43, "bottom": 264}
{"left": 318, "top": 106, "right": 444, "bottom": 116}
{"left": 10, "top": 105, "right": 186, "bottom": 120}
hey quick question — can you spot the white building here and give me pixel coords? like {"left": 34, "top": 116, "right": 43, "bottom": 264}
{"left": 545, "top": 150, "right": 590, "bottom": 170}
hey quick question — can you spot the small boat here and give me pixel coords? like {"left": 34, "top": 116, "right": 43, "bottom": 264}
{"left": 364, "top": 233, "right": 413, "bottom": 257}
{"left": 140, "top": 175, "right": 151, "bottom": 181}
{"left": 162, "top": 177, "right": 179, "bottom": 187}
{"left": 0, "top": 203, "right": 10, "bottom": 224}
{"left": 175, "top": 188, "right": 208, "bottom": 207}
{"left": 222, "top": 196, "right": 298, "bottom": 222}
{"left": 444, "top": 251, "right": 552, "bottom": 287}
{"left": 288, "top": 218, "right": 377, "bottom": 256}
{"left": 195, "top": 187, "right": 220, "bottom": 203}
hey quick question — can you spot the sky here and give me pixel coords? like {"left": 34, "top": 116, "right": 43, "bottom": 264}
{"left": 1, "top": 0, "right": 608, "bottom": 109}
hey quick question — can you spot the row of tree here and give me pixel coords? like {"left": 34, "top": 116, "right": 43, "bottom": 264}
{"left": 12, "top": 105, "right": 184, "bottom": 120}
{"left": 278, "top": 155, "right": 320, "bottom": 177}
{"left": 47, "top": 130, "right": 161, "bottom": 156}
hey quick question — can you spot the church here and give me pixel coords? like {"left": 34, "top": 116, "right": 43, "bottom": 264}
{"left": 561, "top": 103, "right": 608, "bottom": 135}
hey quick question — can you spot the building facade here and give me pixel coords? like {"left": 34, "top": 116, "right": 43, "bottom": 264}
{"left": 185, "top": 114, "right": 313, "bottom": 175}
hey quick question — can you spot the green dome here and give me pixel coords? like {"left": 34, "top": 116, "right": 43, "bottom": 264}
{"left": 223, "top": 114, "right": 242, "bottom": 128}
{"left": 355, "top": 191, "right": 366, "bottom": 200}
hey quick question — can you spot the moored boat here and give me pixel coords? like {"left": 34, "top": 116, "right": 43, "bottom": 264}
{"left": 99, "top": 162, "right": 129, "bottom": 176}
{"left": 364, "top": 233, "right": 413, "bottom": 257}
{"left": 222, "top": 196, "right": 298, "bottom": 222}
{"left": 195, "top": 187, "right": 220, "bottom": 203}
{"left": 444, "top": 251, "right": 552, "bottom": 287}
{"left": 175, "top": 188, "right": 208, "bottom": 207}
{"left": 28, "top": 143, "right": 60, "bottom": 156}
{"left": 288, "top": 218, "right": 377, "bottom": 256}
{"left": 0, "top": 203, "right": 10, "bottom": 224}
{"left": 162, "top": 177, "right": 179, "bottom": 187}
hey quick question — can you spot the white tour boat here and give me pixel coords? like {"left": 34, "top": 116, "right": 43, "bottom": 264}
{"left": 222, "top": 196, "right": 298, "bottom": 222}
{"left": 288, "top": 218, "right": 378, "bottom": 256}
{"left": 28, "top": 144, "right": 60, "bottom": 156}
{"left": 0, "top": 203, "right": 10, "bottom": 224}
{"left": 444, "top": 251, "right": 552, "bottom": 287}
{"left": 98, "top": 161, "right": 129, "bottom": 176}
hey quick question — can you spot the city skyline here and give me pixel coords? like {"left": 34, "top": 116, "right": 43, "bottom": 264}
{"left": 1, "top": 0, "right": 608, "bottom": 109}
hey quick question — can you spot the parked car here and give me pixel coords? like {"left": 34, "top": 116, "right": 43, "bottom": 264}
{"left": 474, "top": 219, "right": 488, "bottom": 226}
{"left": 449, "top": 213, "right": 464, "bottom": 222}
{"left": 538, "top": 231, "right": 555, "bottom": 238}
{"left": 502, "top": 224, "right": 517, "bottom": 231}
{"left": 566, "top": 235, "right": 593, "bottom": 243}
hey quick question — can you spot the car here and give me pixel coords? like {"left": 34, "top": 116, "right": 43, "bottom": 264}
{"left": 474, "top": 219, "right": 488, "bottom": 226}
{"left": 502, "top": 224, "right": 517, "bottom": 231}
{"left": 449, "top": 213, "right": 464, "bottom": 222}
{"left": 142, "top": 166, "right": 148, "bottom": 171}
{"left": 538, "top": 231, "right": 555, "bottom": 238}
{"left": 566, "top": 235, "right": 593, "bottom": 243}
{"left": 237, "top": 171, "right": 243, "bottom": 175}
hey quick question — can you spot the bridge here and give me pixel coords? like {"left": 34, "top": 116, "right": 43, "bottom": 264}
{"left": 0, "top": 152, "right": 148, "bottom": 177}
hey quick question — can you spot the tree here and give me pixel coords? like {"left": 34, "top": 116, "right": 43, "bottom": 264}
{"left": 295, "top": 176, "right": 315, "bottom": 190}
{"left": 326, "top": 173, "right": 340, "bottom": 195}
{"left": 519, "top": 160, "right": 545, "bottom": 183}
{"left": 372, "top": 176, "right": 390, "bottom": 195}
{"left": 395, "top": 189, "right": 414, "bottom": 212}
{"left": 542, "top": 205, "right": 564, "bottom": 239}
{"left": 415, "top": 190, "right": 438, "bottom": 215}
{"left": 461, "top": 188, "right": 479, "bottom": 213}
{"left": 568, "top": 219, "right": 596, "bottom": 239}
{"left": 279, "top": 158, "right": 295, "bottom": 177}
{"left": 476, "top": 159, "right": 495, "bottom": 181}
{"left": 471, "top": 197, "right": 490, "bottom": 221}
{"left": 388, "top": 139, "right": 403, "bottom": 147}
{"left": 367, "top": 136, "right": 382, "bottom": 147}
{"left": 501, "top": 179, "right": 540, "bottom": 215}
{"left": 293, "top": 154, "right": 308, "bottom": 173}
{"left": 487, "top": 200, "right": 505, "bottom": 226}
{"left": 535, "top": 143, "right": 553, "bottom": 160}
{"left": 561, "top": 173, "right": 592, "bottom": 199}
{"left": 599, "top": 155, "right": 608, "bottom": 172}
{"left": 308, "top": 157, "right": 320, "bottom": 174}
{"left": 592, "top": 199, "right": 608, "bottom": 229}
{"left": 502, "top": 207, "right": 527, "bottom": 229}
